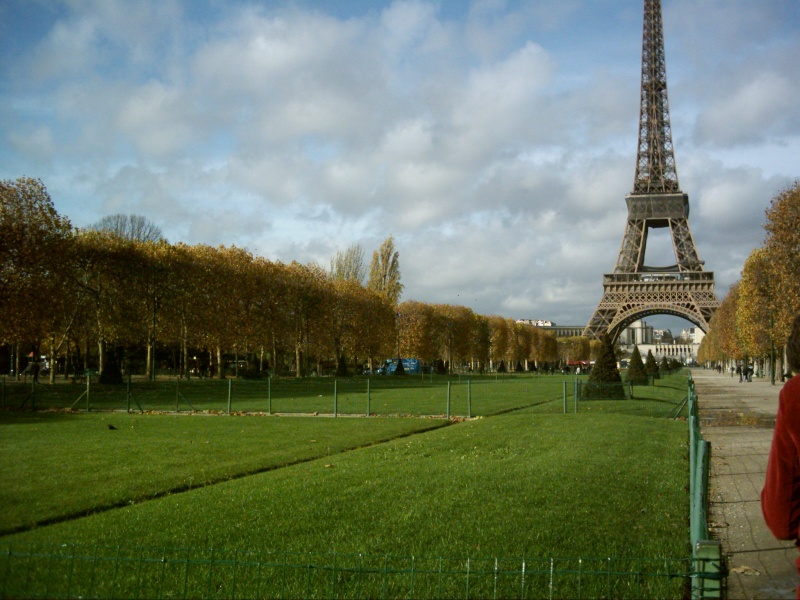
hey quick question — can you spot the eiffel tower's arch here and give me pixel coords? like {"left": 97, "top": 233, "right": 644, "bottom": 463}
{"left": 601, "top": 294, "right": 717, "bottom": 343}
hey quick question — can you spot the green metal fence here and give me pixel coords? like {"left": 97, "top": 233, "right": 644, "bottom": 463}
{"left": 1, "top": 373, "right": 687, "bottom": 419}
{"left": 1, "top": 543, "right": 693, "bottom": 600}
{"left": 687, "top": 375, "right": 724, "bottom": 599}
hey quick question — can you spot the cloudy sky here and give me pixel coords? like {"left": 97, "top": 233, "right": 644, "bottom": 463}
{"left": 2, "top": 0, "right": 798, "bottom": 332}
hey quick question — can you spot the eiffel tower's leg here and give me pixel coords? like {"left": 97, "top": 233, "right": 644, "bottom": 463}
{"left": 669, "top": 218, "right": 701, "bottom": 269}
{"left": 584, "top": 285, "right": 621, "bottom": 339}
{"left": 614, "top": 219, "right": 646, "bottom": 273}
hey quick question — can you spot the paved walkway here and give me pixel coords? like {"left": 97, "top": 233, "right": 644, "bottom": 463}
{"left": 692, "top": 369, "right": 797, "bottom": 599}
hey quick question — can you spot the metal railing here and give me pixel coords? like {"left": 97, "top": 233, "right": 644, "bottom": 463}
{"left": 687, "top": 375, "right": 724, "bottom": 599}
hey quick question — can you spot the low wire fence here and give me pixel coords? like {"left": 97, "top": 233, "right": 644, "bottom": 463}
{"left": 1, "top": 543, "right": 692, "bottom": 600}
{"left": 1, "top": 373, "right": 688, "bottom": 419}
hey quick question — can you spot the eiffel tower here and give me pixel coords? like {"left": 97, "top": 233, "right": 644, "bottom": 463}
{"left": 584, "top": 0, "right": 719, "bottom": 341}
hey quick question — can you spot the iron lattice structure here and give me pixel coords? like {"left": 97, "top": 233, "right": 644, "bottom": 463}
{"left": 584, "top": 0, "right": 719, "bottom": 341}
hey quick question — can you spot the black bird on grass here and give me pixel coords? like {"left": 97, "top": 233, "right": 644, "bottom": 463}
{"left": 107, "top": 424, "right": 117, "bottom": 430}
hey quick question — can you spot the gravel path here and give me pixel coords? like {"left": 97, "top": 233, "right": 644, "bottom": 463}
{"left": 692, "top": 369, "right": 797, "bottom": 599}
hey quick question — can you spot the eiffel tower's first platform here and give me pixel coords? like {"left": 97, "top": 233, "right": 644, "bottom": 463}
{"left": 584, "top": 0, "right": 719, "bottom": 341}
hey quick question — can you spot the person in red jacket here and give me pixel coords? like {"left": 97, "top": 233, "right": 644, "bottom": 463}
{"left": 762, "top": 314, "right": 800, "bottom": 598}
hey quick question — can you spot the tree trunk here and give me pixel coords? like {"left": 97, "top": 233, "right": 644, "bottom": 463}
{"left": 63, "top": 340, "right": 70, "bottom": 381}
{"left": 272, "top": 335, "right": 278, "bottom": 377}
{"left": 98, "top": 337, "right": 106, "bottom": 376}
{"left": 49, "top": 334, "right": 56, "bottom": 384}
{"left": 181, "top": 323, "right": 189, "bottom": 380}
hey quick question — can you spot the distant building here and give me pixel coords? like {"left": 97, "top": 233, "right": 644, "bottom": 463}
{"left": 516, "top": 319, "right": 554, "bottom": 327}
{"left": 518, "top": 316, "right": 702, "bottom": 364}
{"left": 617, "top": 320, "right": 654, "bottom": 345}
{"left": 520, "top": 319, "right": 585, "bottom": 338}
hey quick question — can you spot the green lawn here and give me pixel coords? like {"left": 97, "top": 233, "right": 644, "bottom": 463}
{"left": 1, "top": 373, "right": 571, "bottom": 417}
{"left": 0, "top": 412, "right": 444, "bottom": 534}
{"left": 2, "top": 371, "right": 687, "bottom": 418}
{"left": 0, "top": 374, "right": 691, "bottom": 598}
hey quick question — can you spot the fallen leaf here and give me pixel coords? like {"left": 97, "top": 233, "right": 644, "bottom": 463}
{"left": 730, "top": 565, "right": 760, "bottom": 576}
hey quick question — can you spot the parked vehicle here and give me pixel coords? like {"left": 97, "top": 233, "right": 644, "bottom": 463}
{"left": 382, "top": 358, "right": 423, "bottom": 375}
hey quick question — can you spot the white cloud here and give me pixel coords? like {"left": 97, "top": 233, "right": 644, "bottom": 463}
{"left": 115, "top": 81, "right": 196, "bottom": 159}
{"left": 694, "top": 71, "right": 799, "bottom": 147}
{"left": 2, "top": 0, "right": 798, "bottom": 329}
{"left": 7, "top": 125, "right": 55, "bottom": 161}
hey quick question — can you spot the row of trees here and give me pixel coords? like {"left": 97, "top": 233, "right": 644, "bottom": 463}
{"left": 698, "top": 181, "right": 800, "bottom": 379}
{"left": 2, "top": 178, "right": 597, "bottom": 382}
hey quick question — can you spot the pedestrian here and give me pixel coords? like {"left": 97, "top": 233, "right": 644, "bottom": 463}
{"left": 762, "top": 314, "right": 800, "bottom": 599}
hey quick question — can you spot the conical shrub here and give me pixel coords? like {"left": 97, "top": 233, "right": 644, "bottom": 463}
{"left": 645, "top": 350, "right": 660, "bottom": 380}
{"left": 583, "top": 335, "right": 625, "bottom": 399}
{"left": 626, "top": 346, "right": 649, "bottom": 385}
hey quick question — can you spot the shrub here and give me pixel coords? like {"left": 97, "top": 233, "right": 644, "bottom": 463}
{"left": 626, "top": 346, "right": 649, "bottom": 385}
{"left": 645, "top": 350, "right": 660, "bottom": 380}
{"left": 583, "top": 335, "right": 625, "bottom": 399}
{"left": 659, "top": 355, "right": 670, "bottom": 374}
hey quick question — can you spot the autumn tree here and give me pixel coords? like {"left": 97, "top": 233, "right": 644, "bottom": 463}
{"left": 187, "top": 245, "right": 246, "bottom": 378}
{"left": 432, "top": 304, "right": 476, "bottom": 373}
{"left": 716, "top": 285, "right": 744, "bottom": 363}
{"left": 330, "top": 244, "right": 366, "bottom": 284}
{"left": 367, "top": 236, "right": 403, "bottom": 305}
{"left": 763, "top": 181, "right": 800, "bottom": 347}
{"left": 558, "top": 336, "right": 590, "bottom": 365}
{"left": 326, "top": 278, "right": 365, "bottom": 376}
{"left": 470, "top": 315, "right": 491, "bottom": 372}
{"left": 1, "top": 178, "right": 74, "bottom": 377}
{"left": 509, "top": 322, "right": 532, "bottom": 371}
{"left": 588, "top": 338, "right": 605, "bottom": 363}
{"left": 89, "top": 214, "right": 164, "bottom": 243}
{"left": 488, "top": 316, "right": 511, "bottom": 371}
{"left": 250, "top": 257, "right": 291, "bottom": 375}
{"left": 353, "top": 288, "right": 395, "bottom": 372}
{"left": 125, "top": 240, "right": 180, "bottom": 380}
{"left": 284, "top": 262, "right": 329, "bottom": 377}
{"left": 71, "top": 230, "right": 150, "bottom": 381}
{"left": 736, "top": 248, "right": 773, "bottom": 360}
{"left": 398, "top": 300, "right": 439, "bottom": 367}
{"left": 531, "top": 328, "right": 558, "bottom": 368}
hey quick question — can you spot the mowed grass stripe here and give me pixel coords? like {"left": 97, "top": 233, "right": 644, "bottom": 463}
{"left": 0, "top": 412, "right": 444, "bottom": 534}
{"left": 1, "top": 412, "right": 689, "bottom": 562}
